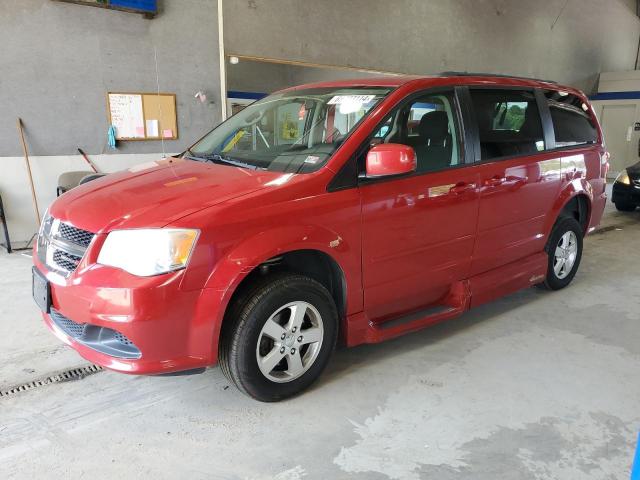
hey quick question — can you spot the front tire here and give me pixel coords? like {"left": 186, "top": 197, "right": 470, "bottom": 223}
{"left": 540, "top": 216, "right": 583, "bottom": 290}
{"left": 219, "top": 274, "right": 338, "bottom": 402}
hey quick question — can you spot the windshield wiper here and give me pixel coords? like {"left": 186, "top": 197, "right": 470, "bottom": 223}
{"left": 191, "top": 153, "right": 262, "bottom": 170}
{"left": 184, "top": 153, "right": 210, "bottom": 163}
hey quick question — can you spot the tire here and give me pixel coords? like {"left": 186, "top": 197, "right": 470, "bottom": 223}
{"left": 219, "top": 273, "right": 338, "bottom": 402}
{"left": 614, "top": 201, "right": 636, "bottom": 212}
{"left": 539, "top": 216, "right": 583, "bottom": 291}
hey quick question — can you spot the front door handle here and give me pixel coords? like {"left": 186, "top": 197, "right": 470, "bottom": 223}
{"left": 483, "top": 176, "right": 506, "bottom": 187}
{"left": 449, "top": 182, "right": 476, "bottom": 194}
{"left": 504, "top": 175, "right": 528, "bottom": 187}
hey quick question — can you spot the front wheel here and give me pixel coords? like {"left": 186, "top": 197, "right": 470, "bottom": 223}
{"left": 539, "top": 216, "right": 583, "bottom": 290}
{"left": 219, "top": 274, "right": 338, "bottom": 401}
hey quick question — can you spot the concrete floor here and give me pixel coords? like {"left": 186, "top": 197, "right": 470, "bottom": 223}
{"left": 1, "top": 194, "right": 640, "bottom": 479}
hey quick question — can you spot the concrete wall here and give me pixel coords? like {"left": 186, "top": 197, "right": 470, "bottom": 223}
{"left": 0, "top": 0, "right": 221, "bottom": 157}
{"left": 598, "top": 70, "right": 640, "bottom": 93}
{"left": 223, "top": 0, "right": 640, "bottom": 93}
{"left": 286, "top": 63, "right": 390, "bottom": 86}
{"left": 227, "top": 59, "right": 392, "bottom": 94}
{"left": 0, "top": 0, "right": 222, "bottom": 243}
{"left": 227, "top": 60, "right": 290, "bottom": 94}
{"left": 3, "top": 0, "right": 639, "bottom": 244}
{"left": 620, "top": 0, "right": 638, "bottom": 14}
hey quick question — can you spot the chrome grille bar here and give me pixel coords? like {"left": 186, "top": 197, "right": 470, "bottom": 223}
{"left": 37, "top": 216, "right": 95, "bottom": 276}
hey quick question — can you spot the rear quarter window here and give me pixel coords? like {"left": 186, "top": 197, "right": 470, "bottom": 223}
{"left": 545, "top": 92, "right": 598, "bottom": 147}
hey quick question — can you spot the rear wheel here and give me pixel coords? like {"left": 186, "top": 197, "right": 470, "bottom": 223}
{"left": 614, "top": 201, "right": 636, "bottom": 212}
{"left": 539, "top": 216, "right": 583, "bottom": 290}
{"left": 219, "top": 274, "right": 338, "bottom": 402}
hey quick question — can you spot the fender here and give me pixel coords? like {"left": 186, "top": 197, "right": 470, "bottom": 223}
{"left": 543, "top": 178, "right": 593, "bottom": 239}
{"left": 205, "top": 224, "right": 350, "bottom": 288}
{"left": 201, "top": 224, "right": 359, "bottom": 342}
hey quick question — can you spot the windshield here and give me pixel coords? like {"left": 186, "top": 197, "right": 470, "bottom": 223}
{"left": 186, "top": 87, "right": 391, "bottom": 173}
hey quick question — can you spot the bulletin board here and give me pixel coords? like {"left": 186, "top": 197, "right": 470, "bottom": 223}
{"left": 107, "top": 92, "right": 178, "bottom": 141}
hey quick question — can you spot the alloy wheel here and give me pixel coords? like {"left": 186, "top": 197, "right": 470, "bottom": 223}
{"left": 553, "top": 231, "right": 578, "bottom": 279}
{"left": 255, "top": 301, "right": 324, "bottom": 383}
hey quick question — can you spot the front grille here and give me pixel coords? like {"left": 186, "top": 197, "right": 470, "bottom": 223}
{"left": 53, "top": 250, "right": 82, "bottom": 272}
{"left": 114, "top": 331, "right": 134, "bottom": 346}
{"left": 37, "top": 216, "right": 95, "bottom": 276}
{"left": 58, "top": 222, "right": 94, "bottom": 248}
{"left": 49, "top": 309, "right": 141, "bottom": 359}
{"left": 50, "top": 309, "right": 85, "bottom": 338}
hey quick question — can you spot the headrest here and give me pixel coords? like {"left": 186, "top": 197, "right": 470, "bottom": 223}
{"left": 418, "top": 111, "right": 449, "bottom": 141}
{"left": 518, "top": 105, "right": 542, "bottom": 137}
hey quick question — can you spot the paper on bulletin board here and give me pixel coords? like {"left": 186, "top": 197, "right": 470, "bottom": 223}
{"left": 108, "top": 93, "right": 145, "bottom": 139}
{"left": 146, "top": 119, "right": 159, "bottom": 137}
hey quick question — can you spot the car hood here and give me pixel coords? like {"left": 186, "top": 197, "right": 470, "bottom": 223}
{"left": 626, "top": 161, "right": 640, "bottom": 178}
{"left": 49, "top": 157, "right": 286, "bottom": 233}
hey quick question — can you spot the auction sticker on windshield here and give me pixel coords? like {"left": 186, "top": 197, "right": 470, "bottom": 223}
{"left": 328, "top": 95, "right": 376, "bottom": 105}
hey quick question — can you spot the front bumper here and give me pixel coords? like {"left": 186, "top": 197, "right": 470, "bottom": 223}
{"left": 589, "top": 188, "right": 607, "bottom": 232}
{"left": 612, "top": 181, "right": 640, "bottom": 206}
{"left": 34, "top": 254, "right": 226, "bottom": 375}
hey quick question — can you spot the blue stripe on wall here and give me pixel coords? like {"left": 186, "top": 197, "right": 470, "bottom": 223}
{"left": 631, "top": 431, "right": 640, "bottom": 480}
{"left": 110, "top": 0, "right": 157, "bottom": 13}
{"left": 227, "top": 90, "right": 268, "bottom": 100}
{"left": 590, "top": 91, "right": 640, "bottom": 101}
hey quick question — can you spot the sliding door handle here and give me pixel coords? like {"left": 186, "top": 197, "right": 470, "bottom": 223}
{"left": 449, "top": 182, "right": 476, "bottom": 194}
{"left": 483, "top": 176, "right": 506, "bottom": 187}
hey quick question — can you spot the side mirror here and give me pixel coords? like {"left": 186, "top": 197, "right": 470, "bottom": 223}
{"left": 365, "top": 143, "right": 417, "bottom": 178}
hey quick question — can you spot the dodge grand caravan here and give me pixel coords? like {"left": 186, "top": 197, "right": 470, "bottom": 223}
{"left": 33, "top": 74, "right": 608, "bottom": 401}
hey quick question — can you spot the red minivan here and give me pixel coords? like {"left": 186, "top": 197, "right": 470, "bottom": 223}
{"left": 33, "top": 74, "right": 608, "bottom": 401}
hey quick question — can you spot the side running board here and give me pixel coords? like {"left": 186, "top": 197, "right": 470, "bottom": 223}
{"left": 365, "top": 281, "right": 471, "bottom": 343}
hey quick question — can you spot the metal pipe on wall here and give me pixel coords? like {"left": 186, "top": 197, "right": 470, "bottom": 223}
{"left": 218, "top": 0, "right": 227, "bottom": 121}
{"left": 636, "top": 0, "right": 640, "bottom": 68}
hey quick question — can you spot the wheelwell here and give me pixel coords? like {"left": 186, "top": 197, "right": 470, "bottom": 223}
{"left": 224, "top": 249, "right": 347, "bottom": 328}
{"left": 560, "top": 195, "right": 590, "bottom": 234}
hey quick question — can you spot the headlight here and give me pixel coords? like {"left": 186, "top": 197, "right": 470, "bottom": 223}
{"left": 38, "top": 208, "right": 50, "bottom": 237}
{"left": 615, "top": 170, "right": 631, "bottom": 185}
{"left": 97, "top": 229, "right": 199, "bottom": 277}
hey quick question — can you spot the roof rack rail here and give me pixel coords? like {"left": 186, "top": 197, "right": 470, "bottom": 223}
{"left": 439, "top": 71, "right": 557, "bottom": 84}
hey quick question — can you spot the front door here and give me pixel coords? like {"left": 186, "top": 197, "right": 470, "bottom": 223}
{"left": 360, "top": 90, "right": 480, "bottom": 322}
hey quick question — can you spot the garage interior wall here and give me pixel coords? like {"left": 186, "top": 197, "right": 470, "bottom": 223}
{"left": 223, "top": 0, "right": 640, "bottom": 94}
{"left": 3, "top": 0, "right": 640, "bottom": 244}
{"left": 0, "top": 0, "right": 222, "bottom": 243}
{"left": 226, "top": 58, "right": 393, "bottom": 95}
{"left": 590, "top": 71, "right": 640, "bottom": 176}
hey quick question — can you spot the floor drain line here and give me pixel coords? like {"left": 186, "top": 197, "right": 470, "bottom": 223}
{"left": 0, "top": 364, "right": 103, "bottom": 398}
{"left": 591, "top": 224, "right": 624, "bottom": 235}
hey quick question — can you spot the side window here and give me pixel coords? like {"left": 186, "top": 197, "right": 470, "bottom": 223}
{"left": 544, "top": 92, "right": 598, "bottom": 147}
{"left": 470, "top": 89, "right": 544, "bottom": 160}
{"left": 361, "top": 91, "right": 461, "bottom": 175}
{"left": 403, "top": 94, "right": 460, "bottom": 173}
{"left": 371, "top": 115, "right": 394, "bottom": 143}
